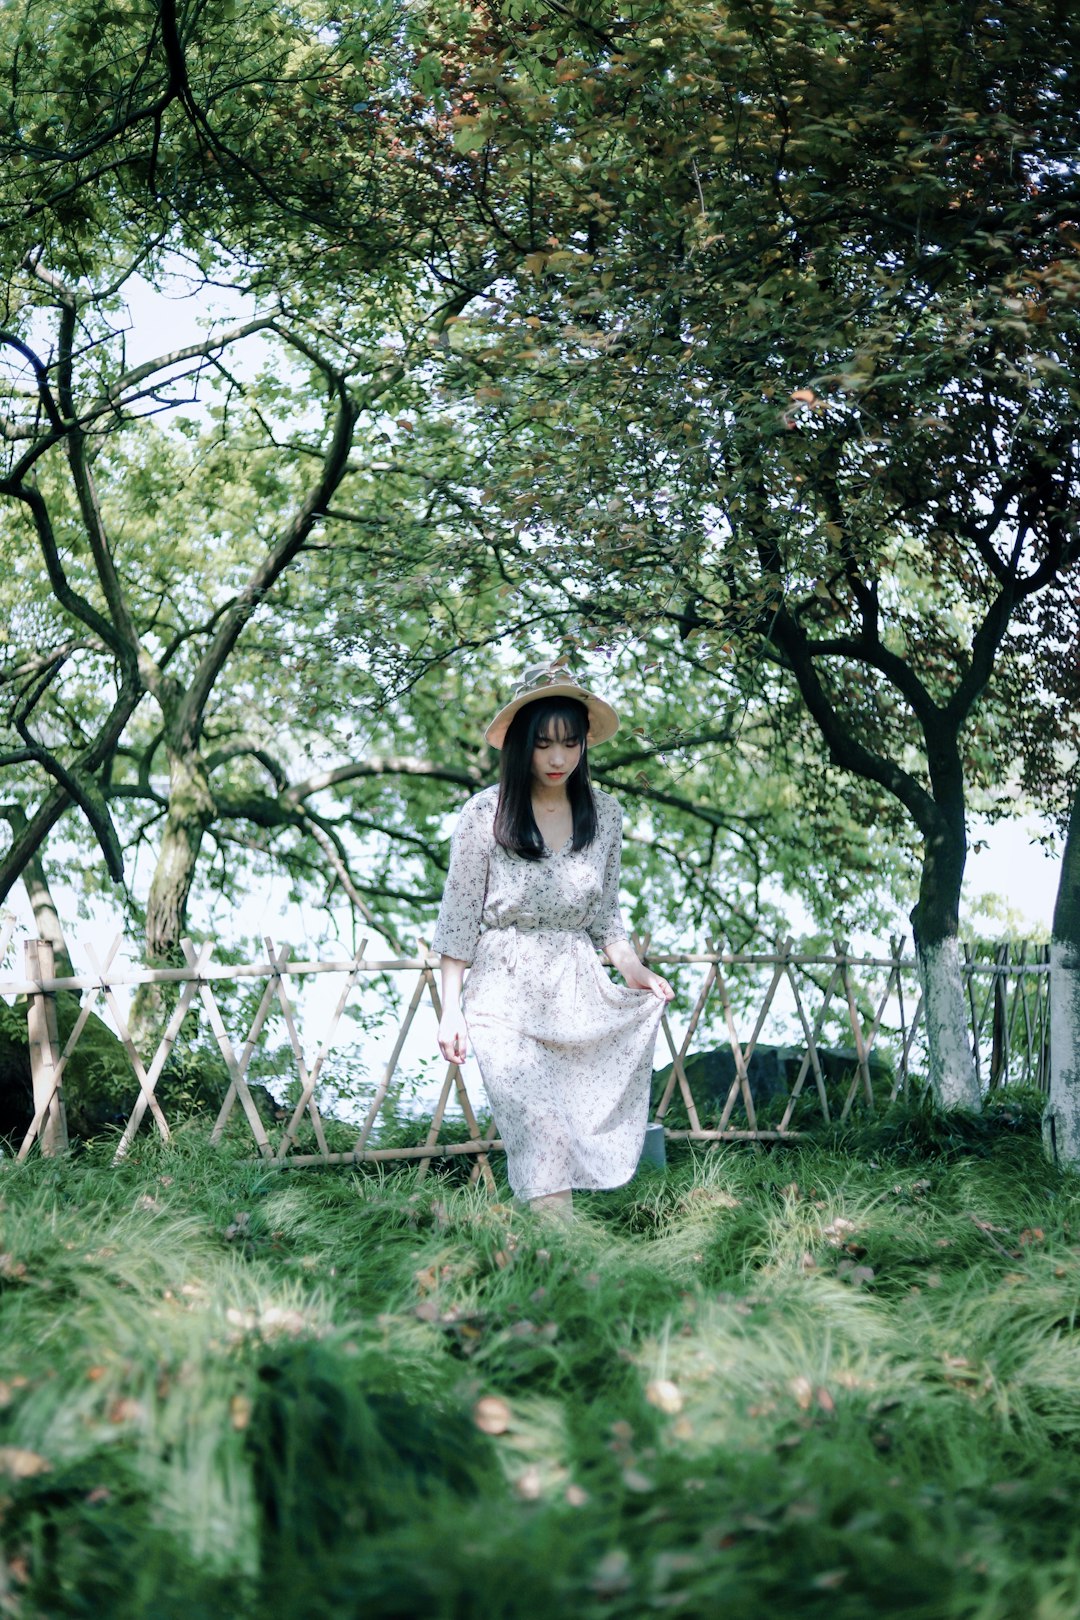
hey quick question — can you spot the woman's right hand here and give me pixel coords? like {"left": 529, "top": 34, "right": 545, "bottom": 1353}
{"left": 437, "top": 1007, "right": 469, "bottom": 1065}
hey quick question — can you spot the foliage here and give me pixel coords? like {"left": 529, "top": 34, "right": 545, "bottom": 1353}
{"left": 0, "top": 0, "right": 520, "bottom": 974}
{"left": 5, "top": 1114, "right": 1080, "bottom": 1617}
{"left": 7, "top": 0, "right": 1065, "bottom": 980}
{"left": 423, "top": 0, "right": 1080, "bottom": 948}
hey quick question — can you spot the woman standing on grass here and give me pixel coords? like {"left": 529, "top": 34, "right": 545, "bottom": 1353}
{"left": 433, "top": 665, "right": 674, "bottom": 1219}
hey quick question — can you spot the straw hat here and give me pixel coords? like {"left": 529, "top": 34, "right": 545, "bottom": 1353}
{"left": 484, "top": 663, "right": 620, "bottom": 749}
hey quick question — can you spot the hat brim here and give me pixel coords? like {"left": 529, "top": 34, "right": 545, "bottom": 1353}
{"left": 485, "top": 682, "right": 620, "bottom": 749}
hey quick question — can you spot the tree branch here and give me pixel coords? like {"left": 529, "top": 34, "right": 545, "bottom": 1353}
{"left": 0, "top": 677, "right": 143, "bottom": 903}
{"left": 177, "top": 374, "right": 360, "bottom": 742}
{"left": 767, "top": 607, "right": 942, "bottom": 838}
{"left": 283, "top": 755, "right": 485, "bottom": 807}
{"left": 4, "top": 483, "right": 133, "bottom": 663}
{"left": 102, "top": 316, "right": 279, "bottom": 404}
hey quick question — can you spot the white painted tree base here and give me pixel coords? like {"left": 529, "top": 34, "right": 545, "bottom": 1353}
{"left": 917, "top": 937, "right": 982, "bottom": 1111}
{"left": 1044, "top": 939, "right": 1080, "bottom": 1165}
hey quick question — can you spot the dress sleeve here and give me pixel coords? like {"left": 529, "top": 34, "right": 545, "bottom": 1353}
{"left": 431, "top": 796, "right": 490, "bottom": 965}
{"left": 587, "top": 796, "right": 630, "bottom": 954}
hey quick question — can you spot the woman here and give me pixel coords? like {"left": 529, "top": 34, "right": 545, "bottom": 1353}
{"left": 433, "top": 666, "right": 673, "bottom": 1218}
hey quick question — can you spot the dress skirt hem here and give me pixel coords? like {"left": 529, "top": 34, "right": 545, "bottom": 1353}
{"left": 463, "top": 924, "right": 666, "bottom": 1202}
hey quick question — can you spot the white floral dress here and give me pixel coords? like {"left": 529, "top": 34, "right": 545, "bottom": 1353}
{"left": 431, "top": 785, "right": 665, "bottom": 1202}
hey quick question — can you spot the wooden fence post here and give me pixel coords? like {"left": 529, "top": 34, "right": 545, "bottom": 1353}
{"left": 25, "top": 938, "right": 68, "bottom": 1156}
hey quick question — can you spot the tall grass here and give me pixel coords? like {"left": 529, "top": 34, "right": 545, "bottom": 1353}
{"left": 3, "top": 1094, "right": 1080, "bottom": 1618}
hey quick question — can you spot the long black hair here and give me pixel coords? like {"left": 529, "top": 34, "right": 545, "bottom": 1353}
{"left": 493, "top": 696, "right": 598, "bottom": 860}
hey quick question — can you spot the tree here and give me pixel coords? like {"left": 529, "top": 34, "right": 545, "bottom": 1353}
{"left": 423, "top": 0, "right": 1080, "bottom": 1106}
{"left": 1, "top": 0, "right": 935, "bottom": 1008}
{"left": 0, "top": 0, "right": 505, "bottom": 997}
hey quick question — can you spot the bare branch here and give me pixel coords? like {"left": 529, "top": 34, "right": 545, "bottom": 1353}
{"left": 284, "top": 755, "right": 484, "bottom": 807}
{"left": 103, "top": 317, "right": 279, "bottom": 404}
{"left": 177, "top": 374, "right": 360, "bottom": 741}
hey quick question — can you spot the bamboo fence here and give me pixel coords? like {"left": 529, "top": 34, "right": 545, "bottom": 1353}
{"left": 0, "top": 925, "right": 1052, "bottom": 1181}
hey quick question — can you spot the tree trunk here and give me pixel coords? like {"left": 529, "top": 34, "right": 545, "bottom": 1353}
{"left": 144, "top": 752, "right": 216, "bottom": 961}
{"left": 130, "top": 748, "right": 216, "bottom": 1047}
{"left": 1045, "top": 782, "right": 1080, "bottom": 1164}
{"left": 1, "top": 808, "right": 75, "bottom": 977}
{"left": 911, "top": 810, "right": 982, "bottom": 1112}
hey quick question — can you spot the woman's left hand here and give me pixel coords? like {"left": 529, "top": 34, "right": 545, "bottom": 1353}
{"left": 622, "top": 961, "right": 675, "bottom": 1001}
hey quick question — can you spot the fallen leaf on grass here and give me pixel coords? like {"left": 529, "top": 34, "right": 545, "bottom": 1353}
{"left": 414, "top": 1265, "right": 439, "bottom": 1294}
{"left": 685, "top": 1187, "right": 740, "bottom": 1209}
{"left": 790, "top": 1375, "right": 813, "bottom": 1410}
{"left": 230, "top": 1394, "right": 252, "bottom": 1431}
{"left": 107, "top": 1397, "right": 145, "bottom": 1425}
{"left": 514, "top": 1465, "right": 543, "bottom": 1500}
{"left": 0, "top": 1447, "right": 50, "bottom": 1480}
{"left": 645, "top": 1379, "right": 684, "bottom": 1415}
{"left": 836, "top": 1261, "right": 876, "bottom": 1287}
{"left": 225, "top": 1305, "right": 310, "bottom": 1338}
{"left": 473, "top": 1395, "right": 511, "bottom": 1435}
{"left": 414, "top": 1300, "right": 489, "bottom": 1351}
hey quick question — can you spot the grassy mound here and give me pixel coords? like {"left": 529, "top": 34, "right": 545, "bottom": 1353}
{"left": 2, "top": 1093, "right": 1078, "bottom": 1618}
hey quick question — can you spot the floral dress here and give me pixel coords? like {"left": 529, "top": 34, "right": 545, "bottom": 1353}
{"left": 431, "top": 785, "right": 665, "bottom": 1202}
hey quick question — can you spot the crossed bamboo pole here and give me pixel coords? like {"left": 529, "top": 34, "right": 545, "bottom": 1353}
{"left": 3, "top": 932, "right": 1052, "bottom": 1172}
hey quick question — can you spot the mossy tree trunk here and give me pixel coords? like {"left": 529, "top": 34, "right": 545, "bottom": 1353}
{"left": 766, "top": 602, "right": 983, "bottom": 1111}
{"left": 1046, "top": 783, "right": 1080, "bottom": 1163}
{"left": 910, "top": 783, "right": 981, "bottom": 1113}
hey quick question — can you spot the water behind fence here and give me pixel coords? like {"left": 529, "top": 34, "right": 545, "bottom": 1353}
{"left": 0, "top": 925, "right": 1051, "bottom": 1182}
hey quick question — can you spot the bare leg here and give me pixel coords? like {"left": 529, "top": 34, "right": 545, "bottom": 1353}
{"left": 530, "top": 1188, "right": 574, "bottom": 1221}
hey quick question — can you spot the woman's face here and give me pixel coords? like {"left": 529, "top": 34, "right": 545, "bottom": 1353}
{"left": 530, "top": 717, "right": 583, "bottom": 792}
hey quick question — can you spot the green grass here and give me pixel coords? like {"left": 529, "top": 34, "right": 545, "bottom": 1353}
{"left": 3, "top": 1092, "right": 1080, "bottom": 1619}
